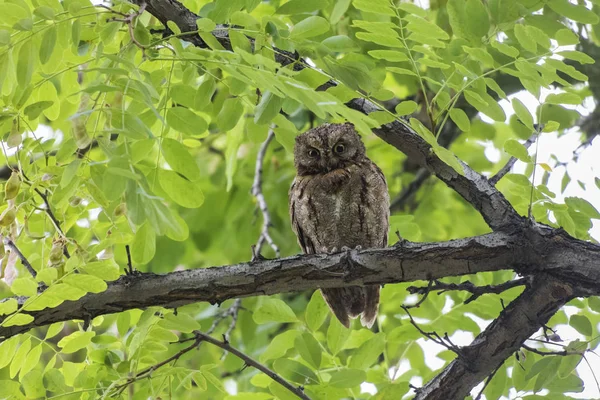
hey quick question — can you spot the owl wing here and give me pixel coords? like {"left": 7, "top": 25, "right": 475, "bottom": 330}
{"left": 289, "top": 177, "right": 316, "bottom": 255}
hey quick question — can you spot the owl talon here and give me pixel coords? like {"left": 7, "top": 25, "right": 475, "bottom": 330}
{"left": 341, "top": 246, "right": 351, "bottom": 252}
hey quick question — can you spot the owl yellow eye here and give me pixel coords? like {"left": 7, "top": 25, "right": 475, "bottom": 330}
{"left": 308, "top": 149, "right": 319, "bottom": 158}
{"left": 334, "top": 143, "right": 345, "bottom": 154}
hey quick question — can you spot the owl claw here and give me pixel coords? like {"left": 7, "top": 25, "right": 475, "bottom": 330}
{"left": 341, "top": 246, "right": 351, "bottom": 252}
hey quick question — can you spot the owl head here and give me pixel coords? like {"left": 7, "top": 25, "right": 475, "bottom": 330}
{"left": 293, "top": 123, "right": 367, "bottom": 175}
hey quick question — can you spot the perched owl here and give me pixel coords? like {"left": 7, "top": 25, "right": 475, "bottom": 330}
{"left": 289, "top": 123, "right": 390, "bottom": 328}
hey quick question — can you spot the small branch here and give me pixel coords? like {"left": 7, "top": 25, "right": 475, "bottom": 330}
{"left": 251, "top": 128, "right": 280, "bottom": 260}
{"left": 489, "top": 134, "right": 537, "bottom": 185}
{"left": 193, "top": 331, "right": 311, "bottom": 400}
{"left": 404, "top": 279, "right": 434, "bottom": 309}
{"left": 401, "top": 305, "right": 462, "bottom": 355}
{"left": 522, "top": 344, "right": 583, "bottom": 357}
{"left": 407, "top": 278, "right": 528, "bottom": 304}
{"left": 474, "top": 363, "right": 502, "bottom": 400}
{"left": 223, "top": 298, "right": 242, "bottom": 343}
{"left": 125, "top": 245, "right": 133, "bottom": 275}
{"left": 3, "top": 239, "right": 37, "bottom": 279}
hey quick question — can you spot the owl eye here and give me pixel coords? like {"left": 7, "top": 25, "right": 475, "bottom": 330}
{"left": 307, "top": 148, "right": 320, "bottom": 158}
{"left": 334, "top": 143, "right": 345, "bottom": 154}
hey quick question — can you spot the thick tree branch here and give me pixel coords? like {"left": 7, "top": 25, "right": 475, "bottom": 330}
{"left": 415, "top": 275, "right": 575, "bottom": 400}
{"left": 1, "top": 228, "right": 599, "bottom": 340}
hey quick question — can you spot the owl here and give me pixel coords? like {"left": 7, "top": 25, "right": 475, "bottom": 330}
{"left": 289, "top": 123, "right": 390, "bottom": 328}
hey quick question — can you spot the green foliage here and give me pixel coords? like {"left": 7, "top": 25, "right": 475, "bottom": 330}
{"left": 0, "top": 0, "right": 598, "bottom": 398}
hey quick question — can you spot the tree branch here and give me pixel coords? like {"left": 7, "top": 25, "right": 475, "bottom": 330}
{"left": 251, "top": 128, "right": 280, "bottom": 260}
{"left": 2, "top": 238, "right": 37, "bottom": 279}
{"left": 415, "top": 275, "right": 575, "bottom": 400}
{"left": 1, "top": 228, "right": 599, "bottom": 341}
{"left": 192, "top": 331, "right": 311, "bottom": 400}
{"left": 407, "top": 277, "right": 529, "bottom": 304}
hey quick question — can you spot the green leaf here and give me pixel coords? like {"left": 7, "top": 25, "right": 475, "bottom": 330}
{"left": 196, "top": 18, "right": 216, "bottom": 32}
{"left": 17, "top": 40, "right": 35, "bottom": 88}
{"left": 348, "top": 333, "right": 385, "bottom": 369}
{"left": 159, "top": 169, "right": 205, "bottom": 208}
{"left": 503, "top": 139, "right": 531, "bottom": 162}
{"left": 368, "top": 50, "right": 409, "bottom": 62}
{"left": 569, "top": 314, "right": 592, "bottom": 336}
{"left": 589, "top": 297, "right": 600, "bottom": 313}
{"left": 330, "top": 0, "right": 351, "bottom": 24}
{"left": 39, "top": 26, "right": 56, "bottom": 64}
{"left": 0, "top": 336, "right": 20, "bottom": 369}
{"left": 260, "top": 331, "right": 300, "bottom": 362}
{"left": 395, "top": 101, "right": 418, "bottom": 116}
{"left": 20, "top": 344, "right": 41, "bottom": 378}
{"left": 512, "top": 98, "right": 534, "bottom": 129}
{"left": 447, "top": 0, "right": 489, "bottom": 43}
{"left": 277, "top": 0, "right": 322, "bottom": 14}
{"left": 82, "top": 260, "right": 120, "bottom": 281}
{"left": 45, "top": 322, "right": 65, "bottom": 339}
{"left": 57, "top": 331, "right": 95, "bottom": 354}
{"left": 63, "top": 274, "right": 107, "bottom": 293}
{"left": 2, "top": 314, "right": 34, "bottom": 326}
{"left": 433, "top": 146, "right": 465, "bottom": 176}
{"left": 131, "top": 223, "right": 156, "bottom": 264}
{"left": 254, "top": 91, "right": 283, "bottom": 125}
{"left": 295, "top": 332, "right": 321, "bottom": 369}
{"left": 0, "top": 298, "right": 18, "bottom": 315}
{"left": 545, "top": 93, "right": 582, "bottom": 105}
{"left": 514, "top": 24, "right": 536, "bottom": 53}
{"left": 167, "top": 107, "right": 208, "bottom": 137}
{"left": 565, "top": 197, "right": 600, "bottom": 219}
{"left": 225, "top": 115, "right": 245, "bottom": 191}
{"left": 291, "top": 16, "right": 330, "bottom": 39}
{"left": 11, "top": 277, "right": 38, "bottom": 297}
{"left": 160, "top": 312, "right": 201, "bottom": 333}
{"left": 273, "top": 359, "right": 319, "bottom": 385}
{"left": 353, "top": 0, "right": 395, "bottom": 16}
{"left": 161, "top": 138, "right": 201, "bottom": 181}
{"left": 547, "top": 0, "right": 599, "bottom": 24}
{"left": 253, "top": 298, "right": 298, "bottom": 324}
{"left": 322, "top": 35, "right": 358, "bottom": 52}
{"left": 557, "top": 355, "right": 582, "bottom": 379}
{"left": 10, "top": 338, "right": 31, "bottom": 378}
{"left": 484, "top": 363, "right": 507, "bottom": 400}
{"left": 449, "top": 108, "right": 470, "bottom": 131}
{"left": 328, "top": 368, "right": 366, "bottom": 388}
{"left": 559, "top": 50, "right": 595, "bottom": 65}
{"left": 218, "top": 97, "right": 244, "bottom": 132}
{"left": 305, "top": 290, "right": 328, "bottom": 331}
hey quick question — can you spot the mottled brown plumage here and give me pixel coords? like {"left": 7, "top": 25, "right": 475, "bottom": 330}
{"left": 289, "top": 123, "right": 390, "bottom": 328}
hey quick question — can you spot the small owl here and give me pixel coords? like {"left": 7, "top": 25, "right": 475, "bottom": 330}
{"left": 289, "top": 123, "right": 390, "bottom": 328}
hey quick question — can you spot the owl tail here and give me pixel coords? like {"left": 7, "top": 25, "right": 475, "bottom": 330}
{"left": 321, "top": 285, "right": 380, "bottom": 329}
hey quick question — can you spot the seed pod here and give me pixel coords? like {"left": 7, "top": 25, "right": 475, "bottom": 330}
{"left": 0, "top": 208, "right": 16, "bottom": 226}
{"left": 49, "top": 241, "right": 63, "bottom": 264}
{"left": 5, "top": 172, "right": 21, "bottom": 200}
{"left": 113, "top": 203, "right": 127, "bottom": 217}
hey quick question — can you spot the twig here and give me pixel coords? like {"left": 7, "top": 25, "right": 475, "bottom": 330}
{"left": 401, "top": 305, "right": 461, "bottom": 355}
{"left": 474, "top": 363, "right": 502, "bottom": 400}
{"left": 251, "top": 128, "right": 280, "bottom": 260}
{"left": 404, "top": 279, "right": 434, "bottom": 309}
{"left": 489, "top": 133, "right": 537, "bottom": 185}
{"left": 522, "top": 344, "right": 583, "bottom": 357}
{"left": 193, "top": 331, "right": 311, "bottom": 400}
{"left": 20, "top": 171, "right": 71, "bottom": 258}
{"left": 3, "top": 238, "right": 37, "bottom": 279}
{"left": 125, "top": 245, "right": 133, "bottom": 275}
{"left": 108, "top": 2, "right": 148, "bottom": 51}
{"left": 407, "top": 278, "right": 528, "bottom": 304}
{"left": 223, "top": 298, "right": 242, "bottom": 342}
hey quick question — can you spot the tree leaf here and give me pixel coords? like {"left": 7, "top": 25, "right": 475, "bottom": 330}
{"left": 167, "top": 107, "right": 208, "bottom": 137}
{"left": 161, "top": 138, "right": 201, "bottom": 182}
{"left": 253, "top": 298, "right": 298, "bottom": 324}
{"left": 295, "top": 332, "right": 321, "bottom": 369}
{"left": 273, "top": 359, "right": 319, "bottom": 385}
{"left": 57, "top": 331, "right": 95, "bottom": 354}
{"left": 131, "top": 223, "right": 156, "bottom": 265}
{"left": 503, "top": 139, "right": 531, "bottom": 162}
{"left": 291, "top": 16, "right": 330, "bottom": 39}
{"left": 569, "top": 314, "right": 592, "bottom": 336}
{"left": 328, "top": 368, "right": 366, "bottom": 388}
{"left": 305, "top": 290, "right": 329, "bottom": 331}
